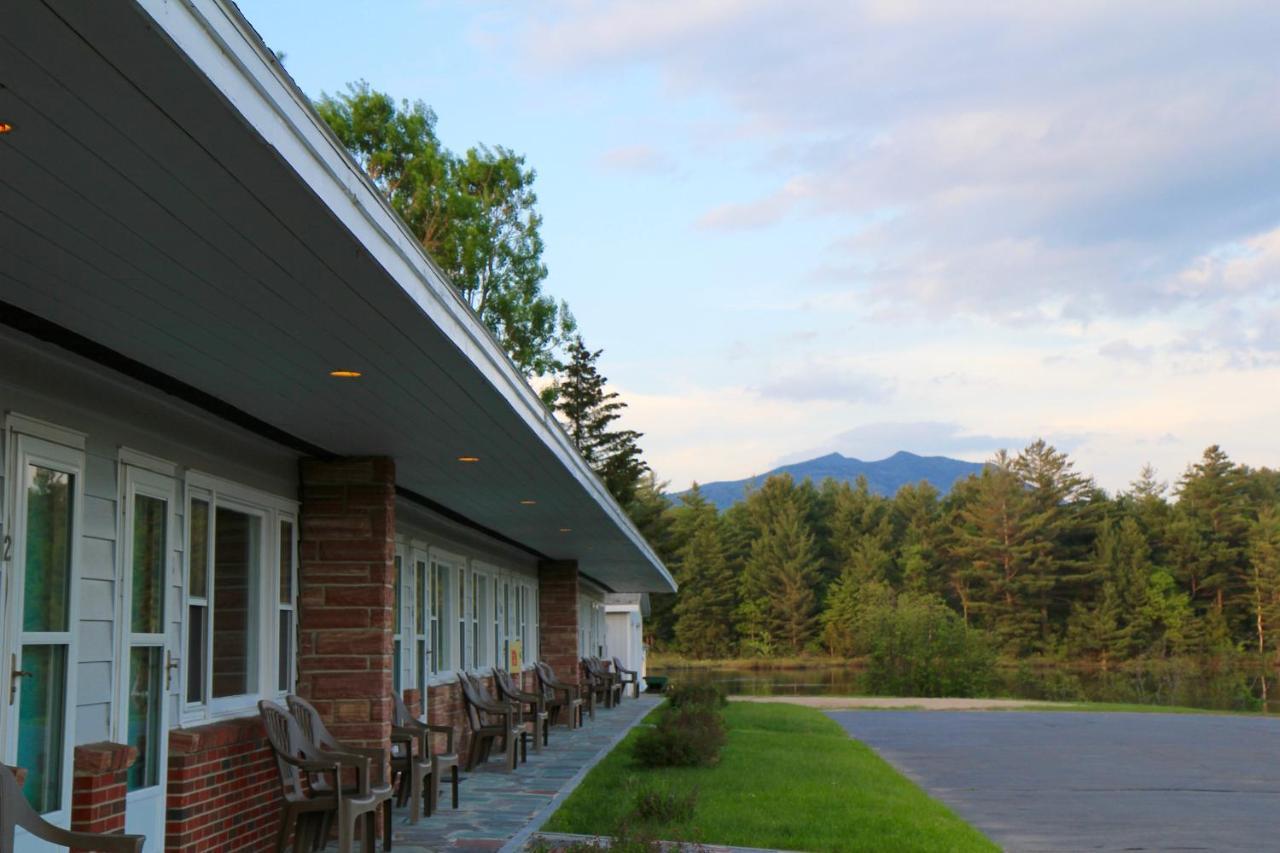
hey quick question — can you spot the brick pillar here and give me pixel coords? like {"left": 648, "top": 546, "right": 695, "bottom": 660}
{"left": 71, "top": 742, "right": 137, "bottom": 837}
{"left": 538, "top": 559, "right": 580, "bottom": 686}
{"left": 297, "top": 457, "right": 396, "bottom": 749}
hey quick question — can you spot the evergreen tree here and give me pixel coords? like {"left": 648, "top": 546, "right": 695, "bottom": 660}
{"left": 1175, "top": 446, "right": 1251, "bottom": 620}
{"left": 739, "top": 487, "right": 823, "bottom": 654}
{"left": 553, "top": 336, "right": 648, "bottom": 505}
{"left": 673, "top": 502, "right": 738, "bottom": 658}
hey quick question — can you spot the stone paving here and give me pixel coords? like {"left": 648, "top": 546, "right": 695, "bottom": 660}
{"left": 389, "top": 694, "right": 660, "bottom": 852}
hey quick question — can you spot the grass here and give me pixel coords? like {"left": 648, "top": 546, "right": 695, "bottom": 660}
{"left": 544, "top": 702, "right": 996, "bottom": 852}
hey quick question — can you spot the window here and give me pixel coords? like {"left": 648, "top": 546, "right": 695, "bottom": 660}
{"left": 278, "top": 519, "right": 296, "bottom": 693}
{"left": 392, "top": 553, "right": 403, "bottom": 691}
{"left": 456, "top": 565, "right": 468, "bottom": 671}
{"left": 414, "top": 555, "right": 428, "bottom": 687}
{"left": 471, "top": 572, "right": 481, "bottom": 671}
{"left": 429, "top": 558, "right": 448, "bottom": 676}
{"left": 183, "top": 475, "right": 296, "bottom": 721}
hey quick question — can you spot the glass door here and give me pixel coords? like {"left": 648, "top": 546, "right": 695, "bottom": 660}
{"left": 119, "top": 465, "right": 175, "bottom": 852}
{"left": 2, "top": 432, "right": 83, "bottom": 831}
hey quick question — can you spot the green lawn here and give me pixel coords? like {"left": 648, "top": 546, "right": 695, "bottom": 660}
{"left": 544, "top": 702, "right": 996, "bottom": 852}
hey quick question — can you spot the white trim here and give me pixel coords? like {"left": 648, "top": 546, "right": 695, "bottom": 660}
{"left": 118, "top": 446, "right": 178, "bottom": 477}
{"left": 185, "top": 469, "right": 297, "bottom": 513}
{"left": 133, "top": 0, "right": 673, "bottom": 594}
{"left": 2, "top": 431, "right": 85, "bottom": 822}
{"left": 4, "top": 412, "right": 86, "bottom": 450}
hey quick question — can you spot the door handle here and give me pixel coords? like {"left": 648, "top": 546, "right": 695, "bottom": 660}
{"left": 165, "top": 651, "right": 180, "bottom": 691}
{"left": 9, "top": 654, "right": 32, "bottom": 705}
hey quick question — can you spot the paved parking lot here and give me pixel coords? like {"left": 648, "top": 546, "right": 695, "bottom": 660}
{"left": 829, "top": 710, "right": 1280, "bottom": 852}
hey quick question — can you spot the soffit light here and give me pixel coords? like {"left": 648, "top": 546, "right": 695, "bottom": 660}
{"left": 520, "top": 499, "right": 537, "bottom": 506}
{"left": 0, "top": 123, "right": 13, "bottom": 135}
{"left": 329, "top": 369, "right": 362, "bottom": 378}
{"left": 457, "top": 456, "right": 480, "bottom": 463}
{"left": 559, "top": 527, "right": 572, "bottom": 533}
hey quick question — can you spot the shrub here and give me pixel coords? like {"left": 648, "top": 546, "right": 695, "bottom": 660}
{"left": 632, "top": 706, "right": 726, "bottom": 767}
{"left": 664, "top": 681, "right": 727, "bottom": 710}
{"left": 630, "top": 783, "right": 698, "bottom": 824}
{"left": 865, "top": 593, "right": 996, "bottom": 698}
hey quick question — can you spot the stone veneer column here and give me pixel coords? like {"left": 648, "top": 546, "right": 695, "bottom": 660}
{"left": 70, "top": 742, "right": 137, "bottom": 837}
{"left": 537, "top": 559, "right": 580, "bottom": 686}
{"left": 297, "top": 457, "right": 396, "bottom": 748}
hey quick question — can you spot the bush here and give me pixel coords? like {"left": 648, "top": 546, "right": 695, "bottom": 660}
{"left": 664, "top": 681, "right": 727, "bottom": 710}
{"left": 630, "top": 783, "right": 698, "bottom": 824}
{"left": 633, "top": 706, "right": 727, "bottom": 767}
{"left": 865, "top": 593, "right": 996, "bottom": 697}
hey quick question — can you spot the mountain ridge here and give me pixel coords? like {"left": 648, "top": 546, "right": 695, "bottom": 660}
{"left": 684, "top": 450, "right": 987, "bottom": 510}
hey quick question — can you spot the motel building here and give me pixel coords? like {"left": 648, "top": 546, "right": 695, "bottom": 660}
{"left": 0, "top": 2, "right": 675, "bottom": 850}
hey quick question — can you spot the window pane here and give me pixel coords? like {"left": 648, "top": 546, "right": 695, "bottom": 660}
{"left": 186, "top": 606, "right": 205, "bottom": 703}
{"left": 212, "top": 508, "right": 259, "bottom": 698}
{"left": 126, "top": 647, "right": 163, "bottom": 791}
{"left": 189, "top": 499, "right": 210, "bottom": 599}
{"left": 394, "top": 555, "right": 402, "bottom": 634}
{"left": 17, "top": 645, "right": 67, "bottom": 813}
{"left": 278, "top": 611, "right": 292, "bottom": 692}
{"left": 23, "top": 466, "right": 73, "bottom": 633}
{"left": 415, "top": 561, "right": 426, "bottom": 634}
{"left": 132, "top": 495, "right": 166, "bottom": 634}
{"left": 393, "top": 640, "right": 402, "bottom": 691}
{"left": 279, "top": 521, "right": 294, "bottom": 604}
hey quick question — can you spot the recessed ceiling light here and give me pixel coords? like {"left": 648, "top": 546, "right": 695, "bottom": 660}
{"left": 0, "top": 122, "right": 13, "bottom": 135}
{"left": 559, "top": 527, "right": 572, "bottom": 533}
{"left": 520, "top": 499, "right": 537, "bottom": 506}
{"left": 457, "top": 456, "right": 480, "bottom": 463}
{"left": 329, "top": 369, "right": 362, "bottom": 378}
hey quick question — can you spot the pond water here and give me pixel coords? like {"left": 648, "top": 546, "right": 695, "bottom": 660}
{"left": 649, "top": 660, "right": 1271, "bottom": 713}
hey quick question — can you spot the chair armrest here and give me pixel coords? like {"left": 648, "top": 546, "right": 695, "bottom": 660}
{"left": 425, "top": 723, "right": 456, "bottom": 753}
{"left": 317, "top": 749, "right": 373, "bottom": 796}
{"left": 21, "top": 817, "right": 145, "bottom": 853}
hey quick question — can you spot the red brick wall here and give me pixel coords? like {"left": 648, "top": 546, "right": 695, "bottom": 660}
{"left": 296, "top": 457, "right": 396, "bottom": 749}
{"left": 71, "top": 742, "right": 136, "bottom": 837}
{"left": 538, "top": 560, "right": 580, "bottom": 686}
{"left": 420, "top": 671, "right": 539, "bottom": 759}
{"left": 165, "top": 717, "right": 277, "bottom": 852}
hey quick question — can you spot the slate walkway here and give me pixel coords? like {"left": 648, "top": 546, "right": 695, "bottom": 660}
{"left": 829, "top": 710, "right": 1280, "bottom": 852}
{"left": 390, "top": 695, "right": 660, "bottom": 852}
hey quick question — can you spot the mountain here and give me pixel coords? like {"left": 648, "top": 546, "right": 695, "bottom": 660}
{"left": 687, "top": 451, "right": 987, "bottom": 510}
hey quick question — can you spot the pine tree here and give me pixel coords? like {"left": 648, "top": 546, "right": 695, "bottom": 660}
{"left": 553, "top": 335, "right": 648, "bottom": 505}
{"left": 673, "top": 506, "right": 738, "bottom": 658}
{"left": 740, "top": 491, "right": 823, "bottom": 654}
{"left": 1175, "top": 446, "right": 1251, "bottom": 623}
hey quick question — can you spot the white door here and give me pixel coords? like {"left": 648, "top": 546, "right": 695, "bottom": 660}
{"left": 1, "top": 431, "right": 84, "bottom": 841}
{"left": 117, "top": 464, "right": 175, "bottom": 852}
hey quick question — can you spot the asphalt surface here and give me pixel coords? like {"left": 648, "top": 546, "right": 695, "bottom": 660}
{"left": 828, "top": 710, "right": 1280, "bottom": 852}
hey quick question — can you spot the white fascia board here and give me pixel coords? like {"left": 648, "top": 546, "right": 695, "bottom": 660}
{"left": 132, "top": 0, "right": 673, "bottom": 592}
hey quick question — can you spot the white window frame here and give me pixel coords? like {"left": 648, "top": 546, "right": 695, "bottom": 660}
{"left": 427, "top": 548, "right": 466, "bottom": 683}
{"left": 1, "top": 415, "right": 86, "bottom": 823}
{"left": 276, "top": 513, "right": 298, "bottom": 697}
{"left": 180, "top": 471, "right": 297, "bottom": 725}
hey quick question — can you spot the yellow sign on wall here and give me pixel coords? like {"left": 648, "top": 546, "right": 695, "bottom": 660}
{"left": 509, "top": 639, "right": 523, "bottom": 673}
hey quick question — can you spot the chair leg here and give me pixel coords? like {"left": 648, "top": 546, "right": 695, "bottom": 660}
{"left": 425, "top": 766, "right": 436, "bottom": 818}
{"left": 382, "top": 799, "right": 392, "bottom": 852}
{"left": 451, "top": 763, "right": 459, "bottom": 809}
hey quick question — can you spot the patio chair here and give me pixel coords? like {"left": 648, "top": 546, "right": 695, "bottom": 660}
{"left": 0, "top": 764, "right": 144, "bottom": 853}
{"left": 259, "top": 700, "right": 389, "bottom": 853}
{"left": 582, "top": 657, "right": 621, "bottom": 711}
{"left": 534, "top": 661, "right": 583, "bottom": 729}
{"left": 457, "top": 673, "right": 521, "bottom": 772}
{"left": 389, "top": 691, "right": 459, "bottom": 822}
{"left": 285, "top": 696, "right": 395, "bottom": 852}
{"left": 493, "top": 667, "right": 549, "bottom": 751}
{"left": 612, "top": 656, "right": 640, "bottom": 699}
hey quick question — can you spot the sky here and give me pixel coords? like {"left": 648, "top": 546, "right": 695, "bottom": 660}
{"left": 237, "top": 0, "right": 1280, "bottom": 495}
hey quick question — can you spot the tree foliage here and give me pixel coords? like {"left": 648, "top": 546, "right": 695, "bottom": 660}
{"left": 315, "top": 82, "right": 574, "bottom": 376}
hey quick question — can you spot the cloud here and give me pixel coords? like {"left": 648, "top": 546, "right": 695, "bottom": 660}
{"left": 597, "top": 143, "right": 677, "bottom": 175}
{"left": 516, "top": 1, "right": 1280, "bottom": 323}
{"left": 753, "top": 365, "right": 893, "bottom": 404}
{"left": 1099, "top": 339, "right": 1154, "bottom": 364}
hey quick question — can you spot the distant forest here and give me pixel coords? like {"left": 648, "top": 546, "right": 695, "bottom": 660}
{"left": 633, "top": 442, "right": 1280, "bottom": 688}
